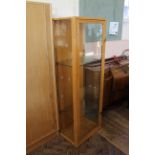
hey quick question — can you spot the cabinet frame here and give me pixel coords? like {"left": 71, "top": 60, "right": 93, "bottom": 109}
{"left": 52, "top": 17, "right": 107, "bottom": 147}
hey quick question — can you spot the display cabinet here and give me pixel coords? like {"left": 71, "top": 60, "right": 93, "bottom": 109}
{"left": 53, "top": 17, "right": 106, "bottom": 146}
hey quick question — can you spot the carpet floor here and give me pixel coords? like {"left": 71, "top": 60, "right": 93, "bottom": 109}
{"left": 28, "top": 134, "right": 125, "bottom": 155}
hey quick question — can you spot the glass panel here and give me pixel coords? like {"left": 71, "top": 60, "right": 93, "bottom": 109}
{"left": 78, "top": 23, "right": 103, "bottom": 141}
{"left": 54, "top": 20, "right": 72, "bottom": 66}
{"left": 53, "top": 20, "right": 74, "bottom": 141}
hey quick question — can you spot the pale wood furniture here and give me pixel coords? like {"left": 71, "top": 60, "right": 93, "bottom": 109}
{"left": 53, "top": 17, "right": 106, "bottom": 146}
{"left": 26, "top": 2, "right": 58, "bottom": 152}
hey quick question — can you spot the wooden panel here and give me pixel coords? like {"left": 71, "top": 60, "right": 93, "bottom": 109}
{"left": 71, "top": 17, "right": 79, "bottom": 144}
{"left": 99, "top": 21, "right": 107, "bottom": 113}
{"left": 27, "top": 132, "right": 58, "bottom": 153}
{"left": 26, "top": 2, "right": 58, "bottom": 149}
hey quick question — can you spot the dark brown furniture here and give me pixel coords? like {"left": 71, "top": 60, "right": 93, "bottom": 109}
{"left": 83, "top": 56, "right": 129, "bottom": 110}
{"left": 104, "top": 56, "right": 129, "bottom": 108}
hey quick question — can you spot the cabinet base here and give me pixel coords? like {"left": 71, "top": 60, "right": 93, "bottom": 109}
{"left": 60, "top": 126, "right": 101, "bottom": 147}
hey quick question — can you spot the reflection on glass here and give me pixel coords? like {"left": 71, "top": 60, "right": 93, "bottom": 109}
{"left": 79, "top": 23, "right": 102, "bottom": 140}
{"left": 54, "top": 20, "right": 74, "bottom": 141}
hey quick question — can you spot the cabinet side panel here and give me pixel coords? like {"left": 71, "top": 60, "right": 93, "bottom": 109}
{"left": 53, "top": 19, "right": 74, "bottom": 142}
{"left": 26, "top": 2, "right": 57, "bottom": 147}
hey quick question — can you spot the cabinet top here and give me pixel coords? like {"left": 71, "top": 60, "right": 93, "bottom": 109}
{"left": 52, "top": 16, "right": 106, "bottom": 22}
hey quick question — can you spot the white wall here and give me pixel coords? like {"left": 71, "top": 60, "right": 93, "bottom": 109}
{"left": 105, "top": 40, "right": 129, "bottom": 58}
{"left": 27, "top": 0, "right": 79, "bottom": 17}
{"left": 51, "top": 0, "right": 79, "bottom": 17}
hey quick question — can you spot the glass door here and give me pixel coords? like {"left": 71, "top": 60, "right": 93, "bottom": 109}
{"left": 77, "top": 22, "right": 103, "bottom": 142}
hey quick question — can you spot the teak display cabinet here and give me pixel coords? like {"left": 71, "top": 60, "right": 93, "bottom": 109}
{"left": 53, "top": 17, "right": 106, "bottom": 146}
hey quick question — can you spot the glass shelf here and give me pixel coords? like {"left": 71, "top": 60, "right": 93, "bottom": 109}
{"left": 56, "top": 56, "right": 101, "bottom": 67}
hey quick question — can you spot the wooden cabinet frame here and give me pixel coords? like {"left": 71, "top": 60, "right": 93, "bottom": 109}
{"left": 52, "top": 17, "right": 107, "bottom": 147}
